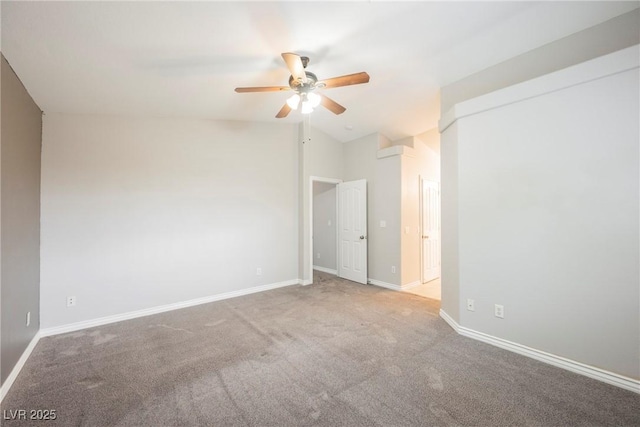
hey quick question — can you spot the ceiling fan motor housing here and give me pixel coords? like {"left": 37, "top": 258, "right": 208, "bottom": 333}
{"left": 289, "top": 71, "right": 324, "bottom": 93}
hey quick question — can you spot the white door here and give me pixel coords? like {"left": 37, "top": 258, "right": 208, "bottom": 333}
{"left": 421, "top": 179, "right": 440, "bottom": 283}
{"left": 338, "top": 179, "right": 368, "bottom": 284}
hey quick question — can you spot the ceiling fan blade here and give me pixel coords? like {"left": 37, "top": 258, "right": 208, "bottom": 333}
{"left": 320, "top": 72, "right": 370, "bottom": 89}
{"left": 320, "top": 95, "right": 346, "bottom": 115}
{"left": 235, "top": 86, "right": 290, "bottom": 93}
{"left": 281, "top": 53, "right": 308, "bottom": 84}
{"left": 276, "top": 103, "right": 292, "bottom": 118}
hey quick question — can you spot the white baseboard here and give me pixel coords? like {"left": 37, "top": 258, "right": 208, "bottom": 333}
{"left": 313, "top": 265, "right": 337, "bottom": 275}
{"left": 0, "top": 332, "right": 41, "bottom": 403}
{"left": 368, "top": 279, "right": 402, "bottom": 291}
{"left": 439, "top": 309, "right": 640, "bottom": 394}
{"left": 369, "top": 279, "right": 422, "bottom": 292}
{"left": 41, "top": 279, "right": 300, "bottom": 337}
{"left": 438, "top": 309, "right": 459, "bottom": 332}
{"left": 400, "top": 280, "right": 422, "bottom": 291}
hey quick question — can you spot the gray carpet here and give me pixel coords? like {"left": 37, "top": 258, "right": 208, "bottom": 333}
{"left": 2, "top": 271, "right": 638, "bottom": 426}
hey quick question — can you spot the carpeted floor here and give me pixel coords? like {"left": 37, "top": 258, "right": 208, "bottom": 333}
{"left": 2, "top": 271, "right": 638, "bottom": 426}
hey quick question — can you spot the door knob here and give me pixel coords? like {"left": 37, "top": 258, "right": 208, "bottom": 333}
{"left": 360, "top": 235, "right": 366, "bottom": 240}
{"left": 422, "top": 235, "right": 429, "bottom": 239}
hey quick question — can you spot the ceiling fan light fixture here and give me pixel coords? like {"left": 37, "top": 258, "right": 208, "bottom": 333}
{"left": 307, "top": 92, "right": 321, "bottom": 108}
{"left": 301, "top": 102, "right": 314, "bottom": 114}
{"left": 286, "top": 94, "right": 301, "bottom": 109}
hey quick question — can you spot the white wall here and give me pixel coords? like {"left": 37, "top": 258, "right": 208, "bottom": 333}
{"left": 1, "top": 55, "right": 42, "bottom": 385}
{"left": 303, "top": 128, "right": 440, "bottom": 289}
{"left": 400, "top": 131, "right": 440, "bottom": 287}
{"left": 416, "top": 128, "right": 440, "bottom": 156}
{"left": 343, "top": 133, "right": 401, "bottom": 286}
{"left": 41, "top": 114, "right": 299, "bottom": 328}
{"left": 312, "top": 182, "right": 336, "bottom": 272}
{"left": 440, "top": 9, "right": 639, "bottom": 330}
{"left": 441, "top": 47, "right": 639, "bottom": 379}
{"left": 441, "top": 9, "right": 640, "bottom": 112}
{"left": 440, "top": 123, "right": 460, "bottom": 321}
{"left": 299, "top": 125, "right": 344, "bottom": 284}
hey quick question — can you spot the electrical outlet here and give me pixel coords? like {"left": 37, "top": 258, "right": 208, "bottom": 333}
{"left": 67, "top": 296, "right": 76, "bottom": 307}
{"left": 466, "top": 299, "right": 475, "bottom": 311}
{"left": 495, "top": 304, "right": 504, "bottom": 318}
{"left": 391, "top": 266, "right": 396, "bottom": 274}
{"left": 26, "top": 311, "right": 31, "bottom": 326}
{"left": 256, "top": 267, "right": 262, "bottom": 276}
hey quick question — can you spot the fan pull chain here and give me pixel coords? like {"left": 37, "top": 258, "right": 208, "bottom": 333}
{"left": 302, "top": 113, "right": 312, "bottom": 144}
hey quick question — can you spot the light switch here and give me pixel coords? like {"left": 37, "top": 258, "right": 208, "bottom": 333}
{"left": 327, "top": 220, "right": 332, "bottom": 226}
{"left": 380, "top": 220, "right": 386, "bottom": 228}
{"left": 405, "top": 227, "right": 410, "bottom": 234}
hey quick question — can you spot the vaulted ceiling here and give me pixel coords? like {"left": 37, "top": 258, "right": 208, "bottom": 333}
{"left": 1, "top": 2, "right": 636, "bottom": 142}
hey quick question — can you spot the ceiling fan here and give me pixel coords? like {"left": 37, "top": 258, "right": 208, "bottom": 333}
{"left": 235, "top": 53, "right": 370, "bottom": 118}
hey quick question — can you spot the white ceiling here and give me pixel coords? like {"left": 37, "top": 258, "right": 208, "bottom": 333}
{"left": 1, "top": 1, "right": 636, "bottom": 142}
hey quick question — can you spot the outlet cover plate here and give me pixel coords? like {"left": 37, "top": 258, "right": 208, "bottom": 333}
{"left": 466, "top": 299, "right": 475, "bottom": 311}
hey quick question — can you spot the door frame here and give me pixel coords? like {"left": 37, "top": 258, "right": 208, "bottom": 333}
{"left": 309, "top": 176, "right": 342, "bottom": 284}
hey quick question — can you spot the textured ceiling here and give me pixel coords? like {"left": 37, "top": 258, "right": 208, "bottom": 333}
{"left": 1, "top": 1, "right": 636, "bottom": 142}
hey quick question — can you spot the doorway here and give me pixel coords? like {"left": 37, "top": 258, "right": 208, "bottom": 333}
{"left": 310, "top": 177, "right": 368, "bottom": 285}
{"left": 421, "top": 179, "right": 440, "bottom": 283}
{"left": 312, "top": 180, "right": 339, "bottom": 277}
{"left": 416, "top": 178, "right": 441, "bottom": 299}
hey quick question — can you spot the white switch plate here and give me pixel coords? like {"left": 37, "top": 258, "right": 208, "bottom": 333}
{"left": 327, "top": 220, "right": 331, "bottom": 226}
{"left": 380, "top": 220, "right": 386, "bottom": 228}
{"left": 26, "top": 311, "right": 31, "bottom": 326}
{"left": 391, "top": 266, "right": 396, "bottom": 274}
{"left": 495, "top": 304, "right": 504, "bottom": 318}
{"left": 256, "top": 268, "right": 262, "bottom": 276}
{"left": 405, "top": 226, "right": 410, "bottom": 234}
